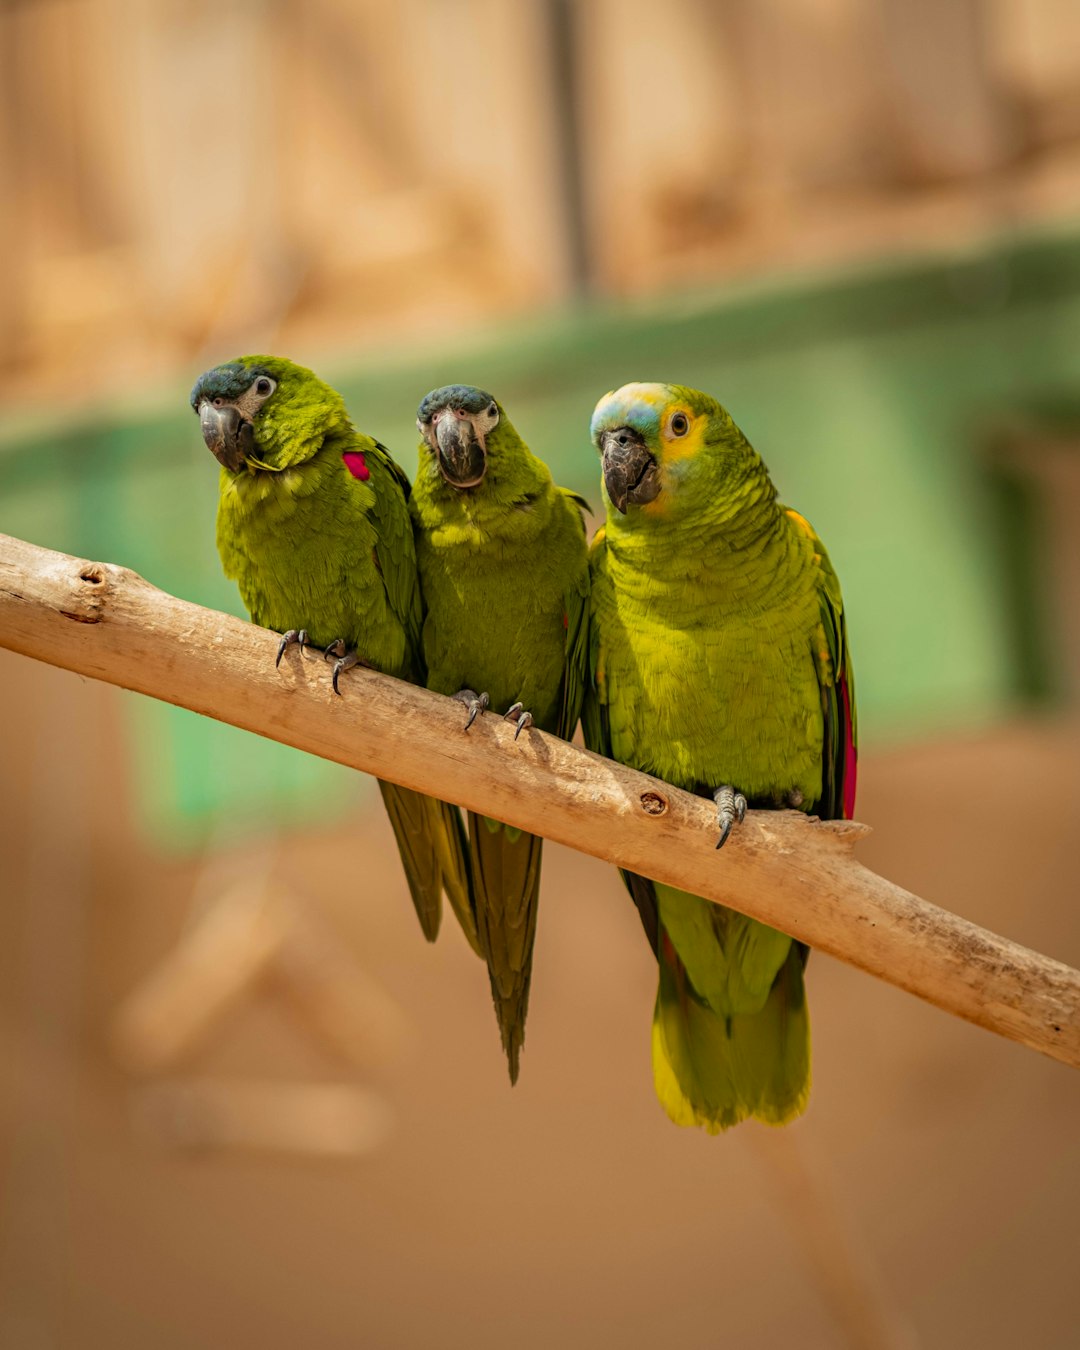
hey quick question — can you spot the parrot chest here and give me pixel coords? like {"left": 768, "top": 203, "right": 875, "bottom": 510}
{"left": 217, "top": 467, "right": 410, "bottom": 678}
{"left": 596, "top": 569, "right": 824, "bottom": 804}
{"left": 418, "top": 516, "right": 579, "bottom": 728}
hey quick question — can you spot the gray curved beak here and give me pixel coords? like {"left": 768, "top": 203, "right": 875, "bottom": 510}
{"left": 601, "top": 428, "right": 659, "bottom": 513}
{"left": 199, "top": 401, "right": 252, "bottom": 473}
{"left": 435, "top": 411, "right": 487, "bottom": 488}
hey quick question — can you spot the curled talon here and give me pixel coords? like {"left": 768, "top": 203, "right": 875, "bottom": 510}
{"left": 275, "top": 628, "right": 310, "bottom": 667}
{"left": 502, "top": 702, "right": 534, "bottom": 740}
{"left": 713, "top": 784, "right": 748, "bottom": 850}
{"left": 453, "top": 688, "right": 489, "bottom": 731}
{"left": 323, "top": 638, "right": 348, "bottom": 660}
{"left": 331, "top": 650, "right": 360, "bottom": 695}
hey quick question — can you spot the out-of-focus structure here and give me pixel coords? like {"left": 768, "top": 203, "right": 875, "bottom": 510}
{"left": 5, "top": 0, "right": 1080, "bottom": 401}
{"left": 2, "top": 3, "right": 1080, "bottom": 1348}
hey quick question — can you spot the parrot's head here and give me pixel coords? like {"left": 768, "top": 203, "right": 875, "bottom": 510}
{"left": 415, "top": 384, "right": 516, "bottom": 491}
{"left": 190, "top": 355, "right": 350, "bottom": 474}
{"left": 590, "top": 382, "right": 756, "bottom": 519}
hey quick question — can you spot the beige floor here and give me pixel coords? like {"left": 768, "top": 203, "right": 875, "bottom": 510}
{"left": 1, "top": 652, "right": 1078, "bottom": 1350}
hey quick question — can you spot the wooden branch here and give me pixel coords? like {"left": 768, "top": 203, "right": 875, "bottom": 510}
{"left": 2, "top": 531, "right": 1078, "bottom": 1070}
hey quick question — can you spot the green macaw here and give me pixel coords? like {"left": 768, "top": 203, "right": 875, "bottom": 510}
{"left": 411, "top": 384, "right": 590, "bottom": 1082}
{"left": 584, "top": 382, "right": 857, "bottom": 1132}
{"left": 191, "top": 355, "right": 478, "bottom": 952}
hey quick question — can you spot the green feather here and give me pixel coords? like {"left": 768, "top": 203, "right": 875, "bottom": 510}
{"left": 411, "top": 391, "right": 590, "bottom": 1081}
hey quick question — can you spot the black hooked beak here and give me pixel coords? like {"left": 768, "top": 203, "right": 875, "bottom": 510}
{"left": 199, "top": 400, "right": 254, "bottom": 473}
{"left": 435, "top": 410, "right": 487, "bottom": 488}
{"left": 601, "top": 427, "right": 660, "bottom": 513}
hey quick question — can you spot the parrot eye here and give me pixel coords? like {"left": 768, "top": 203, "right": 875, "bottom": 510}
{"left": 254, "top": 376, "right": 275, "bottom": 397}
{"left": 670, "top": 412, "right": 689, "bottom": 437}
{"left": 488, "top": 403, "right": 497, "bottom": 418}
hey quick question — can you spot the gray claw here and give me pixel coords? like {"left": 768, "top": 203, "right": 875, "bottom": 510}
{"left": 713, "top": 784, "right": 748, "bottom": 850}
{"left": 331, "top": 651, "right": 360, "bottom": 695}
{"left": 320, "top": 638, "right": 362, "bottom": 694}
{"left": 275, "top": 629, "right": 310, "bottom": 667}
{"left": 453, "top": 689, "right": 489, "bottom": 731}
{"left": 503, "top": 703, "right": 534, "bottom": 741}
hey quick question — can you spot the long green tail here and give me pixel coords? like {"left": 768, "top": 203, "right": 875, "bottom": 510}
{"left": 651, "top": 895, "right": 810, "bottom": 1132}
{"left": 378, "top": 781, "right": 480, "bottom": 954}
{"left": 468, "top": 812, "right": 543, "bottom": 1084}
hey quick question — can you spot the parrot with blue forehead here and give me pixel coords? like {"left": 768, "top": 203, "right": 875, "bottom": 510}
{"left": 191, "top": 355, "right": 478, "bottom": 953}
{"left": 584, "top": 381, "right": 856, "bottom": 1132}
{"left": 411, "top": 384, "right": 591, "bottom": 1082}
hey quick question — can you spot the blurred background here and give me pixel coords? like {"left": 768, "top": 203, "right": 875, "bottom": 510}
{"left": 2, "top": 1, "right": 1080, "bottom": 1346}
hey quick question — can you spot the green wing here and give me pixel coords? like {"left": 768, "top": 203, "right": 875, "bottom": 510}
{"left": 364, "top": 434, "right": 478, "bottom": 951}
{"left": 365, "top": 436, "right": 425, "bottom": 677}
{"left": 582, "top": 528, "right": 660, "bottom": 953}
{"left": 557, "top": 493, "right": 592, "bottom": 740}
{"left": 785, "top": 510, "right": 857, "bottom": 822}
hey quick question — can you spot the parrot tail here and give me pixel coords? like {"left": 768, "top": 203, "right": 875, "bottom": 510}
{"left": 651, "top": 929, "right": 811, "bottom": 1133}
{"left": 378, "top": 781, "right": 480, "bottom": 954}
{"left": 467, "top": 812, "right": 543, "bottom": 1084}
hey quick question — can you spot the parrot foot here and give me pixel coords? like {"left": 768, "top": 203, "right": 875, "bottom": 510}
{"left": 713, "top": 784, "right": 748, "bottom": 850}
{"left": 275, "top": 629, "right": 312, "bottom": 667}
{"left": 502, "top": 702, "right": 534, "bottom": 741}
{"left": 322, "top": 639, "right": 369, "bottom": 695}
{"left": 452, "top": 688, "right": 489, "bottom": 731}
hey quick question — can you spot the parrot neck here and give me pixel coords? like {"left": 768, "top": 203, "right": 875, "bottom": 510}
{"left": 412, "top": 444, "right": 556, "bottom": 549}
{"left": 605, "top": 467, "right": 810, "bottom": 614}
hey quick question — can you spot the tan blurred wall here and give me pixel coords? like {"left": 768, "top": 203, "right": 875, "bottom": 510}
{"left": 4, "top": 0, "right": 1080, "bottom": 405}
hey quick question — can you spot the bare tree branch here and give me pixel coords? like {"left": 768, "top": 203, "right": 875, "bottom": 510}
{"left": 1, "top": 531, "right": 1077, "bottom": 1070}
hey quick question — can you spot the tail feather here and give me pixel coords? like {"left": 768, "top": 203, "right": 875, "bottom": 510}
{"left": 429, "top": 796, "right": 482, "bottom": 955}
{"left": 379, "top": 781, "right": 480, "bottom": 953}
{"left": 658, "top": 885, "right": 791, "bottom": 1015}
{"left": 652, "top": 928, "right": 810, "bottom": 1133}
{"left": 468, "top": 812, "right": 543, "bottom": 1084}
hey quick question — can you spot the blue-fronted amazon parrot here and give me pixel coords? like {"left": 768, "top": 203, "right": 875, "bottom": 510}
{"left": 584, "top": 382, "right": 857, "bottom": 1132}
{"left": 411, "top": 385, "right": 590, "bottom": 1082}
{"left": 191, "top": 355, "right": 478, "bottom": 953}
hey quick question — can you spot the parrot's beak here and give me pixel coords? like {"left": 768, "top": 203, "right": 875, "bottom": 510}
{"left": 601, "top": 428, "right": 660, "bottom": 513}
{"left": 434, "top": 410, "right": 487, "bottom": 488}
{"left": 199, "top": 400, "right": 253, "bottom": 473}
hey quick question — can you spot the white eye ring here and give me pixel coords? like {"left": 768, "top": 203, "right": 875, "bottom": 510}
{"left": 670, "top": 412, "right": 689, "bottom": 437}
{"left": 254, "top": 376, "right": 276, "bottom": 398}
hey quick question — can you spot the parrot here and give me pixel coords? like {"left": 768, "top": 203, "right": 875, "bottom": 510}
{"left": 191, "top": 355, "right": 478, "bottom": 953}
{"left": 411, "top": 384, "right": 590, "bottom": 1082}
{"left": 583, "top": 382, "right": 856, "bottom": 1132}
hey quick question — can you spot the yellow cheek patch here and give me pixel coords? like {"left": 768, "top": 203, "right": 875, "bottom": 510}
{"left": 661, "top": 409, "right": 708, "bottom": 462}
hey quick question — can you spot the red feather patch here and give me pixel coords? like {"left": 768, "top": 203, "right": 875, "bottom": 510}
{"left": 343, "top": 451, "right": 370, "bottom": 482}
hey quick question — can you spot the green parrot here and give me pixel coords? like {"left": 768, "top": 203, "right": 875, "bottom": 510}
{"left": 411, "top": 385, "right": 590, "bottom": 1082}
{"left": 191, "top": 355, "right": 478, "bottom": 952}
{"left": 584, "top": 382, "right": 857, "bottom": 1132}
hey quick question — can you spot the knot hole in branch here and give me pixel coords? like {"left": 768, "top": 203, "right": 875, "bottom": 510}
{"left": 640, "top": 791, "right": 668, "bottom": 817}
{"left": 59, "top": 560, "right": 109, "bottom": 623}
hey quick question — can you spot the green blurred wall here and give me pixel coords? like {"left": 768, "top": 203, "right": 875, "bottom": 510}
{"left": 3, "top": 225, "right": 1077, "bottom": 844}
